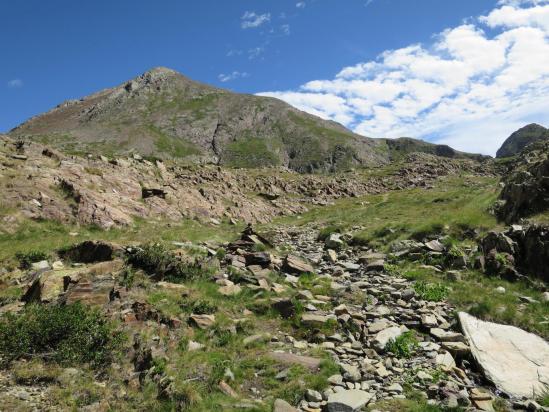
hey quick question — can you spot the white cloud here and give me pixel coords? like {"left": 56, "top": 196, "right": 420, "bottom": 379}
{"left": 281, "top": 24, "right": 291, "bottom": 36}
{"left": 248, "top": 46, "right": 265, "bottom": 60}
{"left": 218, "top": 71, "right": 249, "bottom": 82}
{"left": 241, "top": 11, "right": 271, "bottom": 29}
{"left": 7, "top": 79, "right": 23, "bottom": 88}
{"left": 258, "top": 2, "right": 549, "bottom": 155}
{"left": 296, "top": 2, "right": 306, "bottom": 9}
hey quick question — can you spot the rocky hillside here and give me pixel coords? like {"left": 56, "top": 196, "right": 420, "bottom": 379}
{"left": 496, "top": 123, "right": 549, "bottom": 158}
{"left": 9, "top": 67, "right": 484, "bottom": 173}
{"left": 495, "top": 138, "right": 549, "bottom": 223}
{"left": 0, "top": 135, "right": 496, "bottom": 232}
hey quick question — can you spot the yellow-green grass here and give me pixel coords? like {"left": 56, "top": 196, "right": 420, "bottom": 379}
{"left": 402, "top": 264, "right": 549, "bottom": 339}
{"left": 0, "top": 217, "right": 241, "bottom": 265}
{"left": 273, "top": 175, "right": 501, "bottom": 246}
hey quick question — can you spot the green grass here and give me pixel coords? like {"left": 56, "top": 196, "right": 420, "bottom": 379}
{"left": 127, "top": 242, "right": 212, "bottom": 283}
{"left": 402, "top": 264, "right": 549, "bottom": 339}
{"left": 275, "top": 175, "right": 500, "bottom": 248}
{"left": 0, "top": 217, "right": 240, "bottom": 266}
{"left": 0, "top": 303, "right": 123, "bottom": 367}
{"left": 148, "top": 124, "right": 202, "bottom": 159}
{"left": 385, "top": 331, "right": 419, "bottom": 358}
{"left": 413, "top": 281, "right": 449, "bottom": 302}
{"left": 223, "top": 136, "right": 281, "bottom": 168}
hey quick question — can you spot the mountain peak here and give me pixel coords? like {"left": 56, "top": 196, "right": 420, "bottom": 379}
{"left": 496, "top": 123, "right": 549, "bottom": 158}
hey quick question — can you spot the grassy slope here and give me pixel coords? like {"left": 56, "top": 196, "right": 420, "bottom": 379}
{"left": 275, "top": 175, "right": 501, "bottom": 244}
{"left": 272, "top": 175, "right": 548, "bottom": 340}
{"left": 1, "top": 172, "right": 548, "bottom": 410}
{"left": 0, "top": 218, "right": 240, "bottom": 266}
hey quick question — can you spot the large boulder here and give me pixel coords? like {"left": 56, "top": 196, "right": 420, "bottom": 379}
{"left": 327, "top": 389, "right": 372, "bottom": 412}
{"left": 282, "top": 255, "right": 314, "bottom": 275}
{"left": 458, "top": 312, "right": 549, "bottom": 399}
{"left": 517, "top": 225, "right": 549, "bottom": 282}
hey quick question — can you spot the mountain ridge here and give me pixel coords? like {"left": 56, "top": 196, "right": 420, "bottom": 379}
{"left": 10, "top": 67, "right": 486, "bottom": 172}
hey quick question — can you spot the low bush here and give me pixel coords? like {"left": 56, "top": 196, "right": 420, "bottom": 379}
{"left": 181, "top": 299, "right": 217, "bottom": 315}
{"left": 384, "top": 263, "right": 402, "bottom": 277}
{"left": 414, "top": 281, "right": 449, "bottom": 302}
{"left": 0, "top": 303, "right": 122, "bottom": 367}
{"left": 127, "top": 243, "right": 211, "bottom": 282}
{"left": 385, "top": 331, "right": 419, "bottom": 358}
{"left": 15, "top": 250, "right": 49, "bottom": 269}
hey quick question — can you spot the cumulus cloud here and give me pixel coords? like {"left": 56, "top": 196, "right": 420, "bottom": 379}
{"left": 241, "top": 11, "right": 271, "bottom": 29}
{"left": 258, "top": 1, "right": 549, "bottom": 155}
{"left": 218, "top": 71, "right": 249, "bottom": 82}
{"left": 7, "top": 79, "right": 23, "bottom": 88}
{"left": 296, "top": 2, "right": 306, "bottom": 9}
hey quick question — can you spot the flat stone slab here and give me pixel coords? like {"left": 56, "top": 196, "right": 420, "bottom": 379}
{"left": 327, "top": 389, "right": 372, "bottom": 412}
{"left": 459, "top": 312, "right": 549, "bottom": 399}
{"left": 267, "top": 352, "right": 321, "bottom": 370}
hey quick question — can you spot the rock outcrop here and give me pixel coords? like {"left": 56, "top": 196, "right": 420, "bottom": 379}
{"left": 459, "top": 312, "right": 549, "bottom": 399}
{"left": 0, "top": 135, "right": 495, "bottom": 230}
{"left": 479, "top": 225, "right": 549, "bottom": 282}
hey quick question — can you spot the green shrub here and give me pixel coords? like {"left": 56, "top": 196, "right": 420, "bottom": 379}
{"left": 127, "top": 243, "right": 210, "bottom": 282}
{"left": 0, "top": 303, "right": 122, "bottom": 367}
{"left": 385, "top": 331, "right": 419, "bottom": 358}
{"left": 317, "top": 225, "right": 341, "bottom": 241}
{"left": 252, "top": 243, "right": 267, "bottom": 252}
{"left": 539, "top": 391, "right": 549, "bottom": 407}
{"left": 15, "top": 250, "right": 49, "bottom": 269}
{"left": 215, "top": 248, "right": 226, "bottom": 260}
{"left": 181, "top": 299, "right": 217, "bottom": 315}
{"left": 495, "top": 252, "right": 510, "bottom": 266}
{"left": 384, "top": 263, "right": 402, "bottom": 277}
{"left": 414, "top": 281, "right": 449, "bottom": 302}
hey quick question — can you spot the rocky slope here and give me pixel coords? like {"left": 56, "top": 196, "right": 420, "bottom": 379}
{"left": 9, "top": 67, "right": 484, "bottom": 173}
{"left": 0, "top": 134, "right": 495, "bottom": 231}
{"left": 0, "top": 224, "right": 547, "bottom": 411}
{"left": 496, "top": 123, "right": 549, "bottom": 158}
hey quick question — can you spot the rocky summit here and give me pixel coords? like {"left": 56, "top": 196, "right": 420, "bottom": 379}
{"left": 0, "top": 75, "right": 548, "bottom": 411}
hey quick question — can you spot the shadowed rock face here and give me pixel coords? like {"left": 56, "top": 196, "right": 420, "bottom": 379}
{"left": 496, "top": 123, "right": 549, "bottom": 158}
{"left": 9, "top": 67, "right": 484, "bottom": 173}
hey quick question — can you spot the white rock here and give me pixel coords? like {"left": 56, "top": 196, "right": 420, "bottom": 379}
{"left": 495, "top": 286, "right": 506, "bottom": 294}
{"left": 325, "top": 233, "right": 345, "bottom": 250}
{"left": 31, "top": 260, "right": 50, "bottom": 271}
{"left": 373, "top": 325, "right": 408, "bottom": 351}
{"left": 459, "top": 312, "right": 549, "bottom": 398}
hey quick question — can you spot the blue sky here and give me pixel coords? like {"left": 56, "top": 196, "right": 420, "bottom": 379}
{"left": 2, "top": 0, "right": 548, "bottom": 154}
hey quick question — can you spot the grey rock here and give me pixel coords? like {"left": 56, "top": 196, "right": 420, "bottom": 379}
{"left": 327, "top": 389, "right": 372, "bottom": 412}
